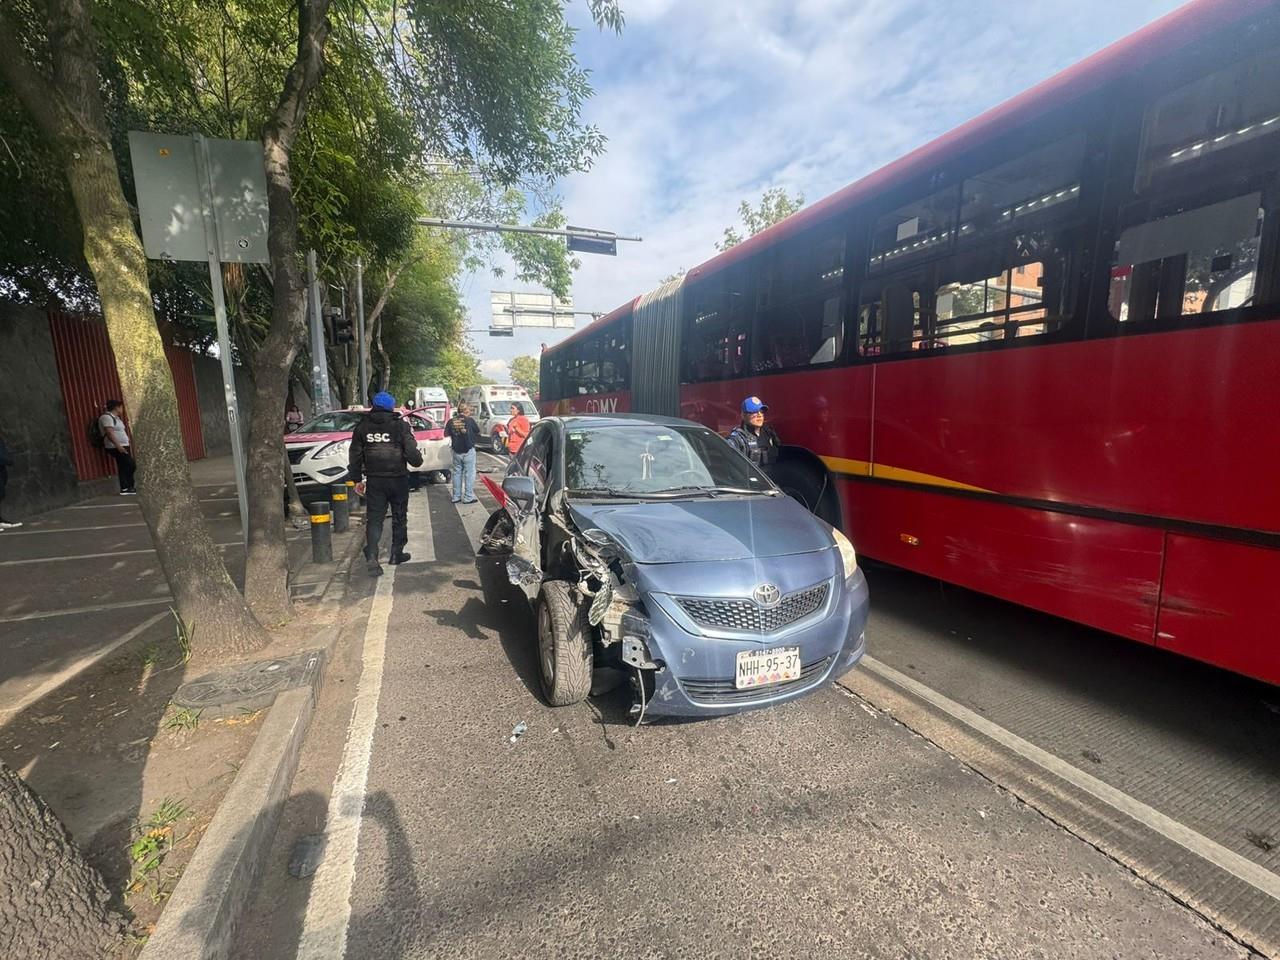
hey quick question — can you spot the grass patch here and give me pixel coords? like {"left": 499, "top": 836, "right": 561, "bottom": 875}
{"left": 162, "top": 706, "right": 201, "bottom": 732}
{"left": 127, "top": 797, "right": 192, "bottom": 903}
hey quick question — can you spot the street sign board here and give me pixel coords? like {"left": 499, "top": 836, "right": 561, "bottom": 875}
{"left": 488, "top": 327, "right": 515, "bottom": 337}
{"left": 490, "top": 291, "right": 575, "bottom": 329}
{"left": 567, "top": 232, "right": 617, "bottom": 256}
{"left": 128, "top": 131, "right": 270, "bottom": 264}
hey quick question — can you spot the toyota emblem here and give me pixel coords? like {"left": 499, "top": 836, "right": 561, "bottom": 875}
{"left": 752, "top": 583, "right": 782, "bottom": 608}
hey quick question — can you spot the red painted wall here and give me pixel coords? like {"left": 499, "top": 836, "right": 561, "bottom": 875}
{"left": 48, "top": 311, "right": 208, "bottom": 481}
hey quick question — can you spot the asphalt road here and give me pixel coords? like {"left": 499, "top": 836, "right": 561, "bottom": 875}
{"left": 238, "top": 456, "right": 1277, "bottom": 960}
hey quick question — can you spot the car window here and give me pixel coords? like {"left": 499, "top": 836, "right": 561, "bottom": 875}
{"left": 564, "top": 424, "right": 769, "bottom": 495}
{"left": 406, "top": 415, "right": 430, "bottom": 431}
{"left": 518, "top": 424, "right": 555, "bottom": 490}
{"left": 299, "top": 412, "right": 362, "bottom": 433}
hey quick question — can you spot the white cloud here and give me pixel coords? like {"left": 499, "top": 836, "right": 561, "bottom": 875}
{"left": 467, "top": 0, "right": 1186, "bottom": 369}
{"left": 480, "top": 357, "right": 510, "bottom": 382}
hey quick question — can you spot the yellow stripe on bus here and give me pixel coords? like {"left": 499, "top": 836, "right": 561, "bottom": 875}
{"left": 819, "top": 456, "right": 993, "bottom": 494}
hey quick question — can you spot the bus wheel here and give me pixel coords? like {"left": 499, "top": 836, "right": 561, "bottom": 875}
{"left": 769, "top": 459, "right": 841, "bottom": 528}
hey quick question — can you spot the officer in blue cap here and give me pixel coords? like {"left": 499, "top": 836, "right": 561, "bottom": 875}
{"left": 726, "top": 396, "right": 781, "bottom": 472}
{"left": 349, "top": 391, "right": 423, "bottom": 575}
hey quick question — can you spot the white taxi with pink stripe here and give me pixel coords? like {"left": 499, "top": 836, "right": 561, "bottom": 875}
{"left": 285, "top": 404, "right": 453, "bottom": 490}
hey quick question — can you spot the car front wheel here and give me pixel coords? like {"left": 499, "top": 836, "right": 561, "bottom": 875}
{"left": 492, "top": 432, "right": 508, "bottom": 454}
{"left": 535, "top": 581, "right": 593, "bottom": 706}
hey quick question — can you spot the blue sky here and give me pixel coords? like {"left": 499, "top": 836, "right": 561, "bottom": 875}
{"left": 463, "top": 0, "right": 1187, "bottom": 382}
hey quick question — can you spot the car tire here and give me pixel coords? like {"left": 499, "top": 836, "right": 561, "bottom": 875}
{"left": 492, "top": 432, "right": 508, "bottom": 454}
{"left": 535, "top": 581, "right": 594, "bottom": 706}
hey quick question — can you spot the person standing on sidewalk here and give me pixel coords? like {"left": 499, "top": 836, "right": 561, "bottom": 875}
{"left": 99, "top": 399, "right": 136, "bottom": 495}
{"left": 505, "top": 402, "right": 530, "bottom": 458}
{"left": 445, "top": 402, "right": 481, "bottom": 504}
{"left": 0, "top": 432, "right": 21, "bottom": 529}
{"left": 349, "top": 391, "right": 423, "bottom": 576}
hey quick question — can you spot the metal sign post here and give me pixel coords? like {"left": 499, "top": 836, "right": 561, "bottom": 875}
{"left": 307, "top": 250, "right": 332, "bottom": 412}
{"left": 355, "top": 258, "right": 369, "bottom": 405}
{"left": 129, "top": 130, "right": 269, "bottom": 546}
{"left": 192, "top": 134, "right": 249, "bottom": 544}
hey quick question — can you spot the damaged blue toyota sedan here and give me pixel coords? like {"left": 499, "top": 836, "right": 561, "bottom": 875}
{"left": 484, "top": 415, "right": 869, "bottom": 719}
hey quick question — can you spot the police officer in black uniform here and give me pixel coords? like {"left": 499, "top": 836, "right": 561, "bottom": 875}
{"left": 349, "top": 391, "right": 423, "bottom": 575}
{"left": 726, "top": 395, "right": 781, "bottom": 473}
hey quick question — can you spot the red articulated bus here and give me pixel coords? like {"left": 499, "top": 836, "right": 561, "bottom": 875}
{"left": 540, "top": 0, "right": 1280, "bottom": 686}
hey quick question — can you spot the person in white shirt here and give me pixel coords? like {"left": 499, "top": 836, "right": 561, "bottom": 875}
{"left": 99, "top": 399, "right": 136, "bottom": 495}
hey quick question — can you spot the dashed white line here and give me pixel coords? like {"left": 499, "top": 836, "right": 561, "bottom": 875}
{"left": 859, "top": 654, "right": 1280, "bottom": 901}
{"left": 295, "top": 567, "right": 397, "bottom": 959}
{"left": 401, "top": 490, "right": 435, "bottom": 563}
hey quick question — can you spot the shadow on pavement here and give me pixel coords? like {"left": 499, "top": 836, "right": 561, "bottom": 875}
{"left": 862, "top": 564, "right": 1280, "bottom": 776}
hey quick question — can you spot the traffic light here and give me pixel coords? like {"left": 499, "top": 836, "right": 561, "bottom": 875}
{"left": 327, "top": 306, "right": 354, "bottom": 344}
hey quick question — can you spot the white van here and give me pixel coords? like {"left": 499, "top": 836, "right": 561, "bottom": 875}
{"left": 457, "top": 384, "right": 539, "bottom": 451}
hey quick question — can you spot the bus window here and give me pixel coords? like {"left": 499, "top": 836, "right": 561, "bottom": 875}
{"left": 1136, "top": 48, "right": 1280, "bottom": 192}
{"left": 869, "top": 186, "right": 958, "bottom": 273}
{"left": 682, "top": 270, "right": 750, "bottom": 382}
{"left": 1109, "top": 193, "right": 1265, "bottom": 323}
{"left": 752, "top": 229, "right": 845, "bottom": 373}
{"left": 960, "top": 135, "right": 1084, "bottom": 237}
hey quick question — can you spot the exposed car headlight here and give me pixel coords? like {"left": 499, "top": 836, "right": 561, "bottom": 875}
{"left": 832, "top": 526, "right": 858, "bottom": 579}
{"left": 315, "top": 439, "right": 351, "bottom": 459}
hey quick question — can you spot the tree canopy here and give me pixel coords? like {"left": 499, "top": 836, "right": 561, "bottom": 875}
{"left": 717, "top": 187, "right": 806, "bottom": 251}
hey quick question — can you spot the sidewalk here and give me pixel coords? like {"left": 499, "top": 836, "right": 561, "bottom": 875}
{"left": 0, "top": 459, "right": 364, "bottom": 951}
{"left": 0, "top": 456, "right": 314, "bottom": 715}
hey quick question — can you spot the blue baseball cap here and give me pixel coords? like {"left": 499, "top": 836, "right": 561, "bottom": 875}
{"left": 741, "top": 396, "right": 768, "bottom": 414}
{"left": 372, "top": 391, "right": 395, "bottom": 410}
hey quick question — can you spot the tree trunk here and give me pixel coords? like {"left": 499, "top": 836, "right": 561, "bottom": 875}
{"left": 0, "top": 763, "right": 124, "bottom": 959}
{"left": 0, "top": 0, "right": 270, "bottom": 660}
{"left": 375, "top": 312, "right": 391, "bottom": 390}
{"left": 242, "top": 0, "right": 332, "bottom": 625}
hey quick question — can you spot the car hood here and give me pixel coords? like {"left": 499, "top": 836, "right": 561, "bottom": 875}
{"left": 286, "top": 431, "right": 347, "bottom": 445}
{"left": 567, "top": 495, "right": 834, "bottom": 563}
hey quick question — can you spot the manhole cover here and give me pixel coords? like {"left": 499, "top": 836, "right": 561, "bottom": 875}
{"left": 173, "top": 650, "right": 322, "bottom": 717}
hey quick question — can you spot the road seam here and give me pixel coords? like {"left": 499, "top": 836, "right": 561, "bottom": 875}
{"left": 856, "top": 654, "right": 1280, "bottom": 901}
{"left": 295, "top": 567, "right": 397, "bottom": 959}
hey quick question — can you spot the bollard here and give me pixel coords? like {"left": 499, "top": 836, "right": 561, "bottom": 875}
{"left": 309, "top": 500, "right": 333, "bottom": 563}
{"left": 331, "top": 484, "right": 350, "bottom": 533}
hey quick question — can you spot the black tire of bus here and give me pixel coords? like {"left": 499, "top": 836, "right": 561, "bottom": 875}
{"left": 769, "top": 459, "right": 841, "bottom": 529}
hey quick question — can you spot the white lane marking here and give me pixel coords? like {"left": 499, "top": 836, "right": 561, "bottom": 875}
{"left": 296, "top": 567, "right": 397, "bottom": 959}
{"left": 1, "top": 522, "right": 149, "bottom": 535}
{"left": 0, "top": 597, "right": 172, "bottom": 623}
{"left": 453, "top": 498, "right": 490, "bottom": 553}
{"left": 859, "top": 654, "right": 1280, "bottom": 901}
{"left": 67, "top": 503, "right": 140, "bottom": 509}
{"left": 0, "top": 612, "right": 168, "bottom": 717}
{"left": 400, "top": 489, "right": 435, "bottom": 563}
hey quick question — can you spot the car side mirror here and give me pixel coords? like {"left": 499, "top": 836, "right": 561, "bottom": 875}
{"left": 502, "top": 475, "right": 537, "bottom": 505}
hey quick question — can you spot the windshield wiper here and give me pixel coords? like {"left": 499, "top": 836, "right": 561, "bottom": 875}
{"left": 619, "top": 485, "right": 779, "bottom": 499}
{"left": 567, "top": 486, "right": 634, "bottom": 499}
{"left": 705, "top": 486, "right": 779, "bottom": 497}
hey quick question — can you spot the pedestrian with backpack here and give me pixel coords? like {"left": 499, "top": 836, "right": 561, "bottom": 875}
{"left": 98, "top": 399, "right": 136, "bottom": 495}
{"left": 0, "top": 432, "right": 20, "bottom": 529}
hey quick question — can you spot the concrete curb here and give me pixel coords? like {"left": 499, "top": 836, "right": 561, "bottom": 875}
{"left": 139, "top": 628, "right": 339, "bottom": 959}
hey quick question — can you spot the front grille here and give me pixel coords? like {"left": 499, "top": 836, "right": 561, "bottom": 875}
{"left": 287, "top": 446, "right": 314, "bottom": 464}
{"left": 681, "top": 657, "right": 833, "bottom": 705}
{"left": 676, "top": 582, "right": 829, "bottom": 634}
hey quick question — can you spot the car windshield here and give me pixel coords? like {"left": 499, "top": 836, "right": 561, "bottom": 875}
{"left": 299, "top": 412, "right": 362, "bottom": 433}
{"left": 564, "top": 424, "right": 772, "bottom": 496}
